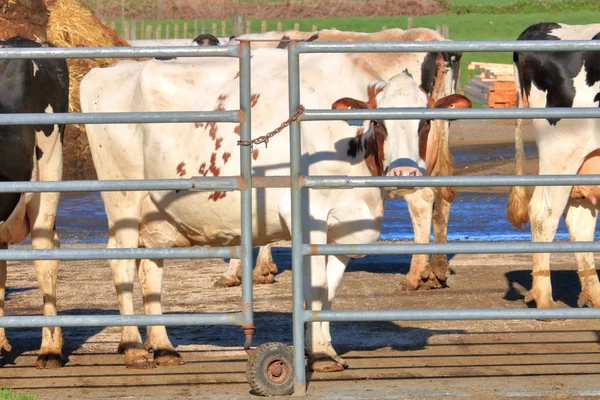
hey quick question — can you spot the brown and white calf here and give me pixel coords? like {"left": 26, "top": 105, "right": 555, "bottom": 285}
{"left": 0, "top": 36, "right": 69, "bottom": 368}
{"left": 507, "top": 23, "right": 600, "bottom": 308}
{"left": 220, "top": 28, "right": 463, "bottom": 290}
{"left": 80, "top": 48, "right": 470, "bottom": 370}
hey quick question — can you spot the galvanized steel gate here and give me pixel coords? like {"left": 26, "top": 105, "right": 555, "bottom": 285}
{"left": 1, "top": 39, "right": 600, "bottom": 397}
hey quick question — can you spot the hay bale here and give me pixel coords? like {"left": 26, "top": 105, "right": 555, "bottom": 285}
{"left": 0, "top": 0, "right": 48, "bottom": 39}
{"left": 45, "top": 0, "right": 130, "bottom": 180}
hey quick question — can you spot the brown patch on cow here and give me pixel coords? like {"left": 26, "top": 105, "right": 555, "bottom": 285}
{"left": 208, "top": 122, "right": 218, "bottom": 140}
{"left": 198, "top": 163, "right": 207, "bottom": 176}
{"left": 433, "top": 94, "right": 472, "bottom": 111}
{"left": 367, "top": 84, "right": 384, "bottom": 109}
{"left": 251, "top": 93, "right": 260, "bottom": 108}
{"left": 418, "top": 120, "right": 430, "bottom": 162}
{"left": 176, "top": 162, "right": 187, "bottom": 177}
{"left": 234, "top": 125, "right": 240, "bottom": 135}
{"left": 356, "top": 127, "right": 364, "bottom": 136}
{"left": 332, "top": 97, "right": 370, "bottom": 110}
{"left": 363, "top": 121, "right": 387, "bottom": 176}
{"left": 233, "top": 71, "right": 240, "bottom": 80}
{"left": 208, "top": 191, "right": 227, "bottom": 201}
{"left": 209, "top": 153, "right": 220, "bottom": 176}
{"left": 253, "top": 149, "right": 259, "bottom": 160}
{"left": 223, "top": 152, "right": 231, "bottom": 164}
{"left": 195, "top": 122, "right": 205, "bottom": 128}
{"left": 215, "top": 137, "right": 223, "bottom": 150}
{"left": 218, "top": 94, "right": 227, "bottom": 101}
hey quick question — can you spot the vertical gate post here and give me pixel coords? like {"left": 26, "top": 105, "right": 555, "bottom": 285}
{"left": 287, "top": 41, "right": 307, "bottom": 396}
{"left": 238, "top": 41, "right": 255, "bottom": 347}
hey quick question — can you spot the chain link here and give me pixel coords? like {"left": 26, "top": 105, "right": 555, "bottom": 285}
{"left": 237, "top": 105, "right": 305, "bottom": 149}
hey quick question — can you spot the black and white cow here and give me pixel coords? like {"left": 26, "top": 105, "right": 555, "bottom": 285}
{"left": 507, "top": 23, "right": 600, "bottom": 308}
{"left": 0, "top": 36, "right": 69, "bottom": 368}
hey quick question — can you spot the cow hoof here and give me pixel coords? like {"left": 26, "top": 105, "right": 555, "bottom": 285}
{"left": 253, "top": 273, "right": 275, "bottom": 285}
{"left": 35, "top": 353, "right": 63, "bottom": 369}
{"left": 309, "top": 358, "right": 345, "bottom": 373}
{"left": 396, "top": 277, "right": 419, "bottom": 291}
{"left": 154, "top": 349, "right": 185, "bottom": 366}
{"left": 125, "top": 350, "right": 156, "bottom": 369}
{"left": 430, "top": 255, "right": 450, "bottom": 281}
{"left": 418, "top": 275, "right": 444, "bottom": 290}
{"left": 213, "top": 276, "right": 241, "bottom": 288}
{"left": 577, "top": 291, "right": 600, "bottom": 308}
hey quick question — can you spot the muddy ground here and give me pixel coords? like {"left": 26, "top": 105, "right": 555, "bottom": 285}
{"left": 3, "top": 119, "right": 600, "bottom": 399}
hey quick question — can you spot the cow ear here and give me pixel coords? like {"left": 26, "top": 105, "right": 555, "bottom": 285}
{"left": 433, "top": 94, "right": 472, "bottom": 109}
{"left": 420, "top": 88, "right": 435, "bottom": 109}
{"left": 332, "top": 97, "right": 370, "bottom": 110}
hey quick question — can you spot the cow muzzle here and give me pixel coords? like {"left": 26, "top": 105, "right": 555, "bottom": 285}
{"left": 386, "top": 159, "right": 423, "bottom": 198}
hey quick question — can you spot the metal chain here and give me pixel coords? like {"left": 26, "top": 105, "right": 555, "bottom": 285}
{"left": 237, "top": 105, "right": 305, "bottom": 149}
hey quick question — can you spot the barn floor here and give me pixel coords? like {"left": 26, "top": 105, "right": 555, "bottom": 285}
{"left": 1, "top": 244, "right": 600, "bottom": 399}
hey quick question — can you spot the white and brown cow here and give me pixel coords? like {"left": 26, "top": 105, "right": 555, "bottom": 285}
{"left": 0, "top": 37, "right": 69, "bottom": 368}
{"left": 80, "top": 48, "right": 470, "bottom": 370}
{"left": 217, "top": 28, "right": 463, "bottom": 290}
{"left": 507, "top": 23, "right": 600, "bottom": 308}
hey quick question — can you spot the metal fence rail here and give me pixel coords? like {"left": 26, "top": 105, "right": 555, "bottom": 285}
{"left": 287, "top": 39, "right": 600, "bottom": 395}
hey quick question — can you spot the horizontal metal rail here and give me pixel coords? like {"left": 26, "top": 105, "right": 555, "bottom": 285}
{"left": 0, "top": 246, "right": 239, "bottom": 261}
{"left": 0, "top": 45, "right": 239, "bottom": 59}
{"left": 299, "top": 40, "right": 600, "bottom": 53}
{"left": 307, "top": 308, "right": 600, "bottom": 322}
{"left": 0, "top": 110, "right": 240, "bottom": 125}
{"left": 0, "top": 313, "right": 241, "bottom": 328}
{"left": 302, "top": 107, "right": 600, "bottom": 121}
{"left": 303, "top": 242, "right": 600, "bottom": 256}
{"left": 0, "top": 177, "right": 240, "bottom": 193}
{"left": 301, "top": 175, "right": 600, "bottom": 189}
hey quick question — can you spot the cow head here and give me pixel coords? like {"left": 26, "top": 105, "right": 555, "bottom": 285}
{"left": 332, "top": 72, "right": 471, "bottom": 186}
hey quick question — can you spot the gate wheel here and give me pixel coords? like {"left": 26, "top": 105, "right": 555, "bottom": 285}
{"left": 247, "top": 342, "right": 294, "bottom": 396}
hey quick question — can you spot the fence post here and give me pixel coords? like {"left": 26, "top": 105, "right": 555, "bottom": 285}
{"left": 312, "top": 25, "right": 317, "bottom": 32}
{"left": 145, "top": 25, "right": 153, "bottom": 39}
{"left": 381, "top": 25, "right": 387, "bottom": 31}
{"left": 155, "top": 25, "right": 162, "bottom": 39}
{"left": 130, "top": 19, "right": 137, "bottom": 40}
{"left": 246, "top": 19, "right": 251, "bottom": 34}
{"left": 294, "top": 23, "right": 300, "bottom": 31}
{"left": 165, "top": 24, "right": 170, "bottom": 39}
{"left": 261, "top": 20, "right": 267, "bottom": 33}
{"left": 221, "top": 20, "right": 227, "bottom": 37}
{"left": 122, "top": 20, "right": 130, "bottom": 40}
{"left": 442, "top": 24, "right": 450, "bottom": 39}
{"left": 194, "top": 20, "right": 198, "bottom": 37}
{"left": 174, "top": 24, "right": 180, "bottom": 39}
{"left": 232, "top": 14, "right": 245, "bottom": 37}
{"left": 277, "top": 21, "right": 282, "bottom": 31}
{"left": 183, "top": 22, "right": 188, "bottom": 38}
{"left": 202, "top": 20, "right": 206, "bottom": 34}
{"left": 111, "top": 21, "right": 117, "bottom": 31}
{"left": 436, "top": 24, "right": 441, "bottom": 34}
{"left": 212, "top": 23, "right": 217, "bottom": 37}
{"left": 141, "top": 20, "right": 145, "bottom": 39}
{"left": 407, "top": 17, "right": 413, "bottom": 30}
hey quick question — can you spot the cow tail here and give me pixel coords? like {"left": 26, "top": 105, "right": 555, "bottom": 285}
{"left": 435, "top": 120, "right": 456, "bottom": 203}
{"left": 506, "top": 62, "right": 531, "bottom": 229}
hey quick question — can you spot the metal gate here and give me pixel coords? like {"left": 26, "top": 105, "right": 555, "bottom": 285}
{"left": 1, "top": 38, "right": 600, "bottom": 397}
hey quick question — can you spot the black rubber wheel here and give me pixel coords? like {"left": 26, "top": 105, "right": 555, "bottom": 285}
{"left": 246, "top": 342, "right": 294, "bottom": 396}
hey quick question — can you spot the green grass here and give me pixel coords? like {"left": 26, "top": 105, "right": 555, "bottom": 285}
{"left": 0, "top": 388, "right": 35, "bottom": 400}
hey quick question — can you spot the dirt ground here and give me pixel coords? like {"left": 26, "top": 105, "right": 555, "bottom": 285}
{"left": 3, "top": 119, "right": 600, "bottom": 399}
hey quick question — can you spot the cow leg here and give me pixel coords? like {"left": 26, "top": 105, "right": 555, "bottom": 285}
{"left": 0, "top": 245, "right": 12, "bottom": 356}
{"left": 27, "top": 190, "right": 63, "bottom": 369}
{"left": 138, "top": 258, "right": 184, "bottom": 366}
{"left": 564, "top": 200, "right": 600, "bottom": 307}
{"left": 398, "top": 188, "right": 436, "bottom": 291}
{"left": 253, "top": 244, "right": 277, "bottom": 284}
{"left": 214, "top": 245, "right": 277, "bottom": 288}
{"left": 526, "top": 184, "right": 573, "bottom": 308}
{"left": 430, "top": 192, "right": 451, "bottom": 283}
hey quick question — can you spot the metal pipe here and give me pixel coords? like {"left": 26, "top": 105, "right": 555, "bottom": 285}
{"left": 0, "top": 313, "right": 241, "bottom": 328}
{"left": 0, "top": 246, "right": 240, "bottom": 261}
{"left": 0, "top": 110, "right": 239, "bottom": 125}
{"left": 288, "top": 41, "right": 307, "bottom": 396}
{"left": 0, "top": 177, "right": 239, "bottom": 193}
{"left": 306, "top": 308, "right": 600, "bottom": 322}
{"left": 303, "top": 242, "right": 600, "bottom": 256}
{"left": 302, "top": 107, "right": 600, "bottom": 121}
{"left": 239, "top": 41, "right": 254, "bottom": 340}
{"left": 298, "top": 40, "right": 600, "bottom": 53}
{"left": 301, "top": 174, "right": 600, "bottom": 189}
{"left": 0, "top": 45, "right": 238, "bottom": 59}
